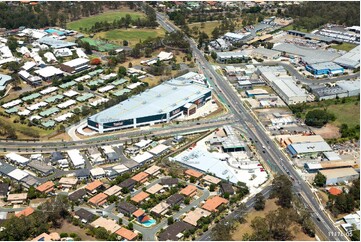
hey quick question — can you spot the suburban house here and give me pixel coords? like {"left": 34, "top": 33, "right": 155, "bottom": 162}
{"left": 85, "top": 180, "right": 104, "bottom": 195}
{"left": 88, "top": 192, "right": 108, "bottom": 207}
{"left": 180, "top": 185, "right": 198, "bottom": 197}
{"left": 117, "top": 201, "right": 137, "bottom": 216}
{"left": 202, "top": 196, "right": 229, "bottom": 212}
{"left": 74, "top": 208, "right": 95, "bottom": 223}
{"left": 36, "top": 181, "right": 55, "bottom": 194}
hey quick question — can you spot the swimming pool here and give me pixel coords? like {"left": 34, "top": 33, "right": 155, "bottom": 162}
{"left": 141, "top": 219, "right": 156, "bottom": 227}
{"left": 45, "top": 28, "right": 65, "bottom": 36}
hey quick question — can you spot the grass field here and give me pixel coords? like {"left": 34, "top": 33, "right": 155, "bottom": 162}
{"left": 330, "top": 43, "right": 357, "bottom": 52}
{"left": 81, "top": 37, "right": 120, "bottom": 52}
{"left": 188, "top": 21, "right": 222, "bottom": 38}
{"left": 0, "top": 115, "right": 54, "bottom": 139}
{"left": 282, "top": 24, "right": 309, "bottom": 33}
{"left": 302, "top": 96, "right": 360, "bottom": 128}
{"left": 67, "top": 10, "right": 145, "bottom": 31}
{"left": 94, "top": 28, "right": 165, "bottom": 47}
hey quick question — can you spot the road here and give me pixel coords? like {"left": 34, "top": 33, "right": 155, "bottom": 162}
{"left": 1, "top": 119, "right": 233, "bottom": 152}
{"left": 156, "top": 11, "right": 346, "bottom": 241}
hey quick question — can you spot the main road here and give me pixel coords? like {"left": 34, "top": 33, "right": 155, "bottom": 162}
{"left": 156, "top": 12, "right": 346, "bottom": 241}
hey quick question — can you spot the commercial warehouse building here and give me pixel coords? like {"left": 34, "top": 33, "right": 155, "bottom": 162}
{"left": 251, "top": 48, "right": 281, "bottom": 60}
{"left": 320, "top": 168, "right": 359, "bottom": 185}
{"left": 216, "top": 51, "right": 248, "bottom": 63}
{"left": 258, "top": 66, "right": 307, "bottom": 105}
{"left": 333, "top": 45, "right": 360, "bottom": 69}
{"left": 305, "top": 62, "right": 344, "bottom": 75}
{"left": 88, "top": 73, "right": 212, "bottom": 133}
{"left": 272, "top": 43, "right": 340, "bottom": 64}
{"left": 287, "top": 141, "right": 332, "bottom": 157}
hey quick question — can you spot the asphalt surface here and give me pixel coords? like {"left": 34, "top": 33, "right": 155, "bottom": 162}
{"left": 155, "top": 12, "right": 347, "bottom": 241}
{"left": 0, "top": 119, "right": 233, "bottom": 152}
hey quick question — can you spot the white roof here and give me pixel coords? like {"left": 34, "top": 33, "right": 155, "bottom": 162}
{"left": 289, "top": 141, "right": 332, "bottom": 154}
{"left": 5, "top": 153, "right": 29, "bottom": 164}
{"left": 112, "top": 164, "right": 129, "bottom": 173}
{"left": 75, "top": 48, "right": 88, "bottom": 59}
{"left": 64, "top": 90, "right": 79, "bottom": 97}
{"left": 54, "top": 112, "right": 74, "bottom": 122}
{"left": 62, "top": 58, "right": 89, "bottom": 67}
{"left": 29, "top": 115, "right": 42, "bottom": 121}
{"left": 67, "top": 149, "right": 85, "bottom": 167}
{"left": 2, "top": 99, "right": 22, "bottom": 109}
{"left": 35, "top": 66, "right": 63, "bottom": 78}
{"left": 98, "top": 85, "right": 115, "bottom": 93}
{"left": 90, "top": 98, "right": 109, "bottom": 107}
{"left": 57, "top": 99, "right": 76, "bottom": 109}
{"left": 102, "top": 145, "right": 115, "bottom": 154}
{"left": 8, "top": 169, "right": 29, "bottom": 181}
{"left": 158, "top": 51, "right": 173, "bottom": 61}
{"left": 22, "top": 61, "right": 36, "bottom": 71}
{"left": 74, "top": 75, "right": 91, "bottom": 82}
{"left": 90, "top": 167, "right": 105, "bottom": 177}
{"left": 132, "top": 152, "right": 153, "bottom": 163}
{"left": 27, "top": 101, "right": 48, "bottom": 111}
{"left": 40, "top": 86, "right": 58, "bottom": 95}
{"left": 19, "top": 70, "right": 30, "bottom": 79}
{"left": 54, "top": 48, "right": 72, "bottom": 57}
{"left": 127, "top": 82, "right": 143, "bottom": 90}
{"left": 135, "top": 139, "right": 152, "bottom": 148}
{"left": 101, "top": 73, "right": 117, "bottom": 80}
{"left": 44, "top": 52, "right": 57, "bottom": 62}
{"left": 18, "top": 109, "right": 31, "bottom": 116}
{"left": 148, "top": 144, "right": 170, "bottom": 155}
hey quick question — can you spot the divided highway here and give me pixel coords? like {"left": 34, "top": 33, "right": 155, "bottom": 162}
{"left": 156, "top": 12, "right": 346, "bottom": 241}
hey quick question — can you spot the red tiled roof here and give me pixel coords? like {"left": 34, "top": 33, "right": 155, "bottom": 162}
{"left": 15, "top": 207, "right": 35, "bottom": 217}
{"left": 329, "top": 187, "right": 342, "bottom": 196}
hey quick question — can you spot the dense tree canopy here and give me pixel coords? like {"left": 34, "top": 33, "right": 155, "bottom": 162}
{"left": 305, "top": 109, "right": 335, "bottom": 128}
{"left": 282, "top": 2, "right": 360, "bottom": 31}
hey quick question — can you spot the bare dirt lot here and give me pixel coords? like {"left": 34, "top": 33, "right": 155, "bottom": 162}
{"left": 49, "top": 220, "right": 96, "bottom": 241}
{"left": 311, "top": 124, "right": 341, "bottom": 139}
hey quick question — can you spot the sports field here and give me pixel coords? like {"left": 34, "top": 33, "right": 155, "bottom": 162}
{"left": 67, "top": 10, "right": 145, "bottom": 31}
{"left": 81, "top": 38, "right": 120, "bottom": 52}
{"left": 95, "top": 28, "right": 166, "bottom": 46}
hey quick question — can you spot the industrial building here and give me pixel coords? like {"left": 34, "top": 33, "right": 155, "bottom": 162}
{"left": 319, "top": 168, "right": 359, "bottom": 185}
{"left": 333, "top": 45, "right": 360, "bottom": 69}
{"left": 272, "top": 43, "right": 340, "bottom": 64}
{"left": 311, "top": 86, "right": 348, "bottom": 100}
{"left": 305, "top": 62, "right": 344, "bottom": 75}
{"left": 287, "top": 141, "right": 332, "bottom": 157}
{"left": 223, "top": 32, "right": 251, "bottom": 43}
{"left": 60, "top": 58, "right": 90, "bottom": 74}
{"left": 251, "top": 48, "right": 281, "bottom": 60}
{"left": 336, "top": 80, "right": 360, "bottom": 97}
{"left": 258, "top": 66, "right": 307, "bottom": 105}
{"left": 88, "top": 73, "right": 212, "bottom": 133}
{"left": 216, "top": 51, "right": 248, "bottom": 63}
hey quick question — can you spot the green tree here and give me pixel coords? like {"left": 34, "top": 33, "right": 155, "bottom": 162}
{"left": 167, "top": 216, "right": 174, "bottom": 225}
{"left": 313, "top": 172, "right": 326, "bottom": 187}
{"left": 127, "top": 222, "right": 133, "bottom": 230}
{"left": 77, "top": 83, "right": 84, "bottom": 91}
{"left": 254, "top": 192, "right": 265, "bottom": 211}
{"left": 305, "top": 109, "right": 335, "bottom": 128}
{"left": 271, "top": 175, "right": 293, "bottom": 208}
{"left": 118, "top": 66, "right": 127, "bottom": 77}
